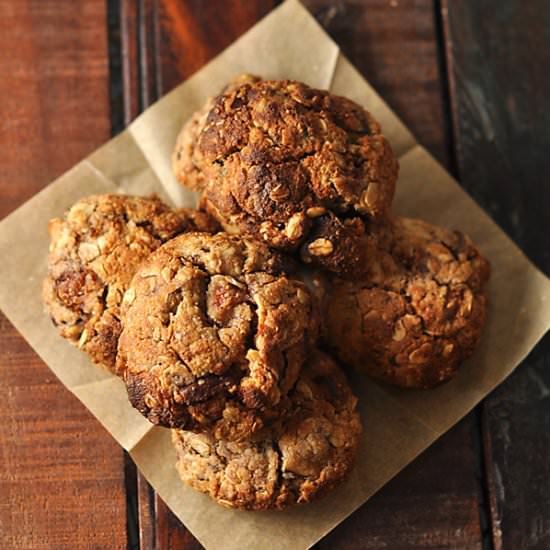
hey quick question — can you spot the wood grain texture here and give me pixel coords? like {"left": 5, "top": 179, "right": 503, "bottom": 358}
{"left": 443, "top": 1, "right": 550, "bottom": 272}
{"left": 137, "top": 473, "right": 156, "bottom": 550}
{"left": 120, "top": 0, "right": 159, "bottom": 124}
{"left": 0, "top": 1, "right": 112, "bottom": 219}
{"left": 0, "top": 2, "right": 128, "bottom": 549}
{"left": 0, "top": 314, "right": 127, "bottom": 550}
{"left": 443, "top": 2, "right": 550, "bottom": 548}
{"left": 121, "top": 0, "right": 140, "bottom": 125}
{"left": 155, "top": 497, "right": 203, "bottom": 550}
{"left": 157, "top": 0, "right": 279, "bottom": 93}
{"left": 123, "top": 1, "right": 484, "bottom": 548}
{"left": 140, "top": 0, "right": 162, "bottom": 108}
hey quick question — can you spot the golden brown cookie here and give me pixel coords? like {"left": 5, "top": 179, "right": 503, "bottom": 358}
{"left": 172, "top": 350, "right": 362, "bottom": 511}
{"left": 323, "top": 217, "right": 490, "bottom": 389}
{"left": 173, "top": 77, "right": 398, "bottom": 275}
{"left": 117, "top": 232, "right": 319, "bottom": 439}
{"left": 173, "top": 74, "right": 261, "bottom": 191}
{"left": 43, "top": 194, "right": 217, "bottom": 372}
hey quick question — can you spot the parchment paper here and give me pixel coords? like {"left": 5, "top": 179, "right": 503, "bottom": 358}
{"left": 0, "top": 1, "right": 549, "bottom": 549}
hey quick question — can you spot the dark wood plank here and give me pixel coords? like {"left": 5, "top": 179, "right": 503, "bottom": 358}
{"left": 140, "top": 0, "right": 161, "bottom": 109}
{"left": 157, "top": 0, "right": 279, "bottom": 94}
{"left": 137, "top": 472, "right": 156, "bottom": 550}
{"left": 120, "top": 1, "right": 484, "bottom": 548}
{"left": 443, "top": 2, "right": 550, "bottom": 548}
{"left": 0, "top": 3, "right": 127, "bottom": 548}
{"left": 121, "top": 0, "right": 140, "bottom": 125}
{"left": 319, "top": 418, "right": 482, "bottom": 549}
{"left": 155, "top": 497, "right": 203, "bottom": 550}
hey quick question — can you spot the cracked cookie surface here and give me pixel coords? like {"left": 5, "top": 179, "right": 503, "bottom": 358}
{"left": 173, "top": 76, "right": 398, "bottom": 275}
{"left": 172, "top": 350, "right": 361, "bottom": 510}
{"left": 43, "top": 194, "right": 216, "bottom": 372}
{"left": 117, "top": 232, "right": 319, "bottom": 439}
{"left": 323, "top": 217, "right": 490, "bottom": 388}
{"left": 172, "top": 73, "right": 261, "bottom": 191}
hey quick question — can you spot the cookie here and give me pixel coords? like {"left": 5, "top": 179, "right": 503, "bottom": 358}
{"left": 172, "top": 350, "right": 362, "bottom": 510}
{"left": 43, "top": 194, "right": 216, "bottom": 372}
{"left": 117, "top": 232, "right": 319, "bottom": 440}
{"left": 323, "top": 217, "right": 490, "bottom": 388}
{"left": 173, "top": 77, "right": 398, "bottom": 275}
{"left": 173, "top": 73, "right": 261, "bottom": 191}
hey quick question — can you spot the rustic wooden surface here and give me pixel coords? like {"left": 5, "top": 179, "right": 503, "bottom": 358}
{"left": 1, "top": 1, "right": 548, "bottom": 549}
{"left": 0, "top": 2, "right": 128, "bottom": 549}
{"left": 444, "top": 2, "right": 550, "bottom": 549}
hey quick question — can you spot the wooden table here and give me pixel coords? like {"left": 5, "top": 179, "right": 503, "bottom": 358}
{"left": 1, "top": 2, "right": 548, "bottom": 548}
